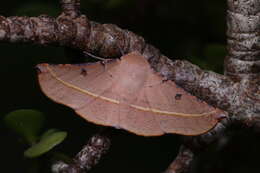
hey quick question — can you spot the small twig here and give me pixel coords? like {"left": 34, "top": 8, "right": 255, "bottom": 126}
{"left": 163, "top": 117, "right": 230, "bottom": 173}
{"left": 52, "top": 134, "right": 111, "bottom": 173}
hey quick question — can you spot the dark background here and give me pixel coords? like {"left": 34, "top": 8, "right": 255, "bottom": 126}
{"left": 1, "top": 0, "right": 260, "bottom": 173}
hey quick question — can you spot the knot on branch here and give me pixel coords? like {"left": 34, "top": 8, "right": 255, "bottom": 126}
{"left": 57, "top": 14, "right": 90, "bottom": 49}
{"left": 61, "top": 0, "right": 81, "bottom": 18}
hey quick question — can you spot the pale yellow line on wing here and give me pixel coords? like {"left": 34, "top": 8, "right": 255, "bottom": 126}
{"left": 46, "top": 65, "right": 216, "bottom": 117}
{"left": 46, "top": 65, "right": 119, "bottom": 104}
{"left": 130, "top": 104, "right": 216, "bottom": 117}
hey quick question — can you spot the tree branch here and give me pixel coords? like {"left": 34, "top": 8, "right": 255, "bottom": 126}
{"left": 0, "top": 0, "right": 259, "bottom": 172}
{"left": 0, "top": 14, "right": 244, "bottom": 115}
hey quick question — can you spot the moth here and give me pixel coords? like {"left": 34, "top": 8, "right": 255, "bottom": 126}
{"left": 36, "top": 52, "right": 226, "bottom": 136}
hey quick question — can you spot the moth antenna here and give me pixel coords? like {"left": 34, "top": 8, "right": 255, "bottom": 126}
{"left": 84, "top": 51, "right": 112, "bottom": 75}
{"left": 83, "top": 51, "right": 107, "bottom": 61}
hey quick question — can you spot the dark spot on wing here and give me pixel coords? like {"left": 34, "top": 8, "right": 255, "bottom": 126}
{"left": 80, "top": 68, "right": 87, "bottom": 76}
{"left": 175, "top": 94, "right": 182, "bottom": 100}
{"left": 162, "top": 78, "right": 168, "bottom": 83}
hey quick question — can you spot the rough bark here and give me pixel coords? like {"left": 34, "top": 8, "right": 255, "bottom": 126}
{"left": 0, "top": 0, "right": 259, "bottom": 173}
{"left": 225, "top": 0, "right": 260, "bottom": 81}
{"left": 52, "top": 134, "right": 111, "bottom": 173}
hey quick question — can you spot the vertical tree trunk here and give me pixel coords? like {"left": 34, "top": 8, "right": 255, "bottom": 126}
{"left": 225, "top": 0, "right": 260, "bottom": 81}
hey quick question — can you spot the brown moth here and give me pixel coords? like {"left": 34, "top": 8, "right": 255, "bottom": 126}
{"left": 36, "top": 52, "right": 227, "bottom": 136}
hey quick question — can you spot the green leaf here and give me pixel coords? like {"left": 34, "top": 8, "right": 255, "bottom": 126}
{"left": 40, "top": 129, "right": 58, "bottom": 141}
{"left": 24, "top": 131, "right": 67, "bottom": 158}
{"left": 4, "top": 109, "right": 45, "bottom": 144}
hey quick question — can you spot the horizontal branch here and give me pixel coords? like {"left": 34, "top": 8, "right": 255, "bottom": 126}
{"left": 0, "top": 14, "right": 245, "bottom": 117}
{"left": 1, "top": 11, "right": 259, "bottom": 126}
